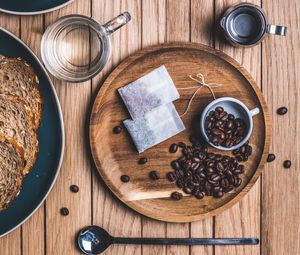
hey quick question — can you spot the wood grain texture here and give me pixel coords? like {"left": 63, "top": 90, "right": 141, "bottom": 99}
{"left": 166, "top": 2, "right": 190, "bottom": 255}
{"left": 190, "top": 2, "right": 214, "bottom": 255}
{"left": 91, "top": 1, "right": 142, "bottom": 255}
{"left": 90, "top": 43, "right": 270, "bottom": 222}
{"left": 19, "top": 15, "right": 45, "bottom": 255}
{"left": 0, "top": 0, "right": 299, "bottom": 254}
{"left": 0, "top": 13, "right": 21, "bottom": 255}
{"left": 262, "top": 0, "right": 300, "bottom": 254}
{"left": 214, "top": 1, "right": 262, "bottom": 255}
{"left": 44, "top": 0, "right": 92, "bottom": 254}
{"left": 141, "top": 1, "right": 167, "bottom": 255}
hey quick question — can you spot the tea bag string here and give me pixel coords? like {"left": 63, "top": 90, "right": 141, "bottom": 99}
{"left": 178, "top": 73, "right": 222, "bottom": 117}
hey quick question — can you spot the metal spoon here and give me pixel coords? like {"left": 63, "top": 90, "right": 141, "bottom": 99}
{"left": 77, "top": 225, "right": 259, "bottom": 255}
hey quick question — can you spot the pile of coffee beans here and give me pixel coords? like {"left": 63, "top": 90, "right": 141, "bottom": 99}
{"left": 168, "top": 136, "right": 246, "bottom": 200}
{"left": 232, "top": 141, "right": 252, "bottom": 162}
{"left": 205, "top": 106, "right": 247, "bottom": 148}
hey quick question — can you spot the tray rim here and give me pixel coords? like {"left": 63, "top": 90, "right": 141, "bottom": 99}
{"left": 90, "top": 42, "right": 271, "bottom": 222}
{"left": 0, "top": 27, "right": 65, "bottom": 237}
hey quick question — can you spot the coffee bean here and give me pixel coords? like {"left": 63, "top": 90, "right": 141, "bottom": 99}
{"left": 220, "top": 178, "right": 229, "bottom": 188}
{"left": 149, "top": 171, "right": 160, "bottom": 180}
{"left": 120, "top": 175, "right": 130, "bottom": 182}
{"left": 215, "top": 106, "right": 224, "bottom": 113}
{"left": 70, "top": 185, "right": 79, "bottom": 193}
{"left": 178, "top": 142, "right": 186, "bottom": 148}
{"left": 167, "top": 172, "right": 177, "bottom": 182}
{"left": 169, "top": 143, "right": 178, "bottom": 153}
{"left": 267, "top": 153, "right": 276, "bottom": 162}
{"left": 234, "top": 177, "right": 242, "bottom": 187}
{"left": 213, "top": 190, "right": 224, "bottom": 198}
{"left": 170, "top": 135, "right": 248, "bottom": 200}
{"left": 113, "top": 125, "right": 122, "bottom": 134}
{"left": 60, "top": 207, "right": 69, "bottom": 216}
{"left": 283, "top": 160, "right": 291, "bottom": 169}
{"left": 277, "top": 106, "right": 288, "bottom": 115}
{"left": 138, "top": 157, "right": 148, "bottom": 165}
{"left": 171, "top": 191, "right": 183, "bottom": 200}
{"left": 195, "top": 191, "right": 205, "bottom": 199}
{"left": 223, "top": 185, "right": 234, "bottom": 193}
{"left": 205, "top": 108, "right": 247, "bottom": 148}
{"left": 183, "top": 186, "right": 192, "bottom": 194}
{"left": 176, "top": 179, "right": 185, "bottom": 188}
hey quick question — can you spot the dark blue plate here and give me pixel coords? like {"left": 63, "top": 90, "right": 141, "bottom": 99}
{"left": 0, "top": 27, "right": 64, "bottom": 237}
{"left": 0, "top": 0, "right": 73, "bottom": 15}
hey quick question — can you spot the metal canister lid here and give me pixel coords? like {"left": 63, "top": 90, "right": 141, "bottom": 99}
{"left": 220, "top": 4, "right": 267, "bottom": 46}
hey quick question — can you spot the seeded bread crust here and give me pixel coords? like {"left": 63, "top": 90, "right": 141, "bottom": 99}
{"left": 0, "top": 57, "right": 42, "bottom": 128}
{"left": 0, "top": 135, "right": 25, "bottom": 212}
{"left": 0, "top": 94, "right": 38, "bottom": 175}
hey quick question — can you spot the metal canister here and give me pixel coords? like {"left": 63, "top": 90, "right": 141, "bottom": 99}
{"left": 220, "top": 3, "right": 287, "bottom": 47}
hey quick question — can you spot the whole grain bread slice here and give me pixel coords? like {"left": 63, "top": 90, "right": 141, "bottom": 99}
{"left": 0, "top": 57, "right": 42, "bottom": 128}
{"left": 0, "top": 94, "right": 38, "bottom": 175}
{"left": 0, "top": 135, "right": 25, "bottom": 211}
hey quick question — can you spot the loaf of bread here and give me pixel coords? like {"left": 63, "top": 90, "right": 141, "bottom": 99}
{"left": 0, "top": 94, "right": 39, "bottom": 175}
{"left": 0, "top": 135, "right": 25, "bottom": 211}
{"left": 0, "top": 57, "right": 42, "bottom": 128}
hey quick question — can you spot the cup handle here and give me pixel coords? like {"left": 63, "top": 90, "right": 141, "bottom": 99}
{"left": 250, "top": 107, "right": 260, "bottom": 117}
{"left": 104, "top": 12, "right": 131, "bottom": 35}
{"left": 266, "top": 24, "right": 287, "bottom": 36}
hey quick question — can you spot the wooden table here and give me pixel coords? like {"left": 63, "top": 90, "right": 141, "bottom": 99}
{"left": 0, "top": 0, "right": 299, "bottom": 254}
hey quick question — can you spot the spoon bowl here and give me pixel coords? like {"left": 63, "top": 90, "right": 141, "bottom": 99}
{"left": 77, "top": 226, "right": 113, "bottom": 255}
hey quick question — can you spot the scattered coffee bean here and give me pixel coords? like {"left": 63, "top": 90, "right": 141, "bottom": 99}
{"left": 277, "top": 107, "right": 288, "bottom": 115}
{"left": 138, "top": 157, "right": 148, "bottom": 165}
{"left": 171, "top": 191, "right": 183, "bottom": 200}
{"left": 60, "top": 207, "right": 69, "bottom": 216}
{"left": 178, "top": 142, "right": 186, "bottom": 148}
{"left": 205, "top": 107, "right": 247, "bottom": 148}
{"left": 120, "top": 175, "right": 130, "bottom": 182}
{"left": 113, "top": 125, "right": 122, "bottom": 134}
{"left": 169, "top": 143, "right": 178, "bottom": 153}
{"left": 283, "top": 160, "right": 291, "bottom": 169}
{"left": 149, "top": 170, "right": 160, "bottom": 180}
{"left": 70, "top": 185, "right": 79, "bottom": 193}
{"left": 267, "top": 153, "right": 276, "bottom": 162}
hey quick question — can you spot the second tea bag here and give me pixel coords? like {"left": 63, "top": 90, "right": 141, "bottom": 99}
{"left": 123, "top": 103, "right": 185, "bottom": 153}
{"left": 118, "top": 65, "right": 179, "bottom": 119}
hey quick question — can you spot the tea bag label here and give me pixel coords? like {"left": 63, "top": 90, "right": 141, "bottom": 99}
{"left": 118, "top": 65, "right": 179, "bottom": 119}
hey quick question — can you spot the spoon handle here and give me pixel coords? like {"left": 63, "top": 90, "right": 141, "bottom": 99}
{"left": 113, "top": 237, "right": 259, "bottom": 245}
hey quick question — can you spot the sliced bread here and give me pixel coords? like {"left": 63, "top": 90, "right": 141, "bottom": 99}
{"left": 0, "top": 135, "right": 25, "bottom": 212}
{"left": 0, "top": 57, "right": 42, "bottom": 128}
{"left": 0, "top": 94, "right": 38, "bottom": 175}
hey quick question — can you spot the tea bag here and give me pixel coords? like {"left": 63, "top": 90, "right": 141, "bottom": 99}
{"left": 118, "top": 65, "right": 179, "bottom": 119}
{"left": 123, "top": 103, "right": 185, "bottom": 153}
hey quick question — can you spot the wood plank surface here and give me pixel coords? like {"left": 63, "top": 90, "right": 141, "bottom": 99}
{"left": 190, "top": 1, "right": 214, "bottom": 255}
{"left": 165, "top": 1, "right": 190, "bottom": 255}
{"left": 262, "top": 0, "right": 300, "bottom": 254}
{"left": 214, "top": 1, "right": 261, "bottom": 255}
{"left": 44, "top": 0, "right": 92, "bottom": 254}
{"left": 91, "top": 1, "right": 142, "bottom": 255}
{"left": 0, "top": 0, "right": 299, "bottom": 255}
{"left": 141, "top": 1, "right": 167, "bottom": 255}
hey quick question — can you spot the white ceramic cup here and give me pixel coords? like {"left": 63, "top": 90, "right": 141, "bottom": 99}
{"left": 200, "top": 97, "right": 260, "bottom": 151}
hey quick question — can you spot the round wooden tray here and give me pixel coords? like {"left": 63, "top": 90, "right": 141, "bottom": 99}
{"left": 90, "top": 43, "right": 270, "bottom": 222}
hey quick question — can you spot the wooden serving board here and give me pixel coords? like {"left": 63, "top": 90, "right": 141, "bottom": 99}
{"left": 90, "top": 43, "right": 270, "bottom": 222}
